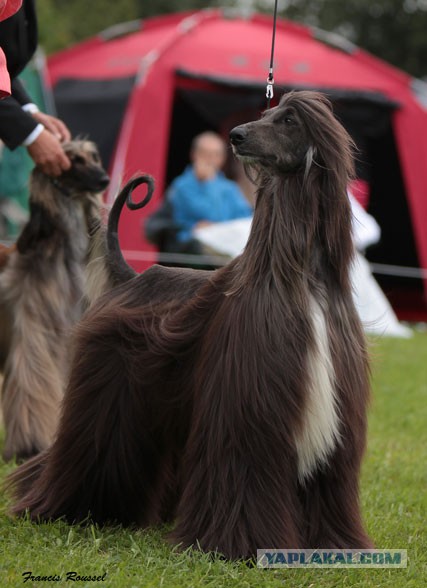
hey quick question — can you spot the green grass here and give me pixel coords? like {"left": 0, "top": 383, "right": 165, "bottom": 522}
{"left": 1, "top": 331, "right": 426, "bottom": 587}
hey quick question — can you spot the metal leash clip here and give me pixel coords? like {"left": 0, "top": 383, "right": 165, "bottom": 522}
{"left": 266, "top": 77, "right": 274, "bottom": 100}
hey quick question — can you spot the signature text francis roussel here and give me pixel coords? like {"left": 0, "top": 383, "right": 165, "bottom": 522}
{"left": 22, "top": 571, "right": 107, "bottom": 583}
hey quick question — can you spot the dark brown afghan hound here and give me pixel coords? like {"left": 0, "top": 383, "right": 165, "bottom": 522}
{"left": 7, "top": 91, "right": 373, "bottom": 558}
{"left": 0, "top": 140, "right": 109, "bottom": 462}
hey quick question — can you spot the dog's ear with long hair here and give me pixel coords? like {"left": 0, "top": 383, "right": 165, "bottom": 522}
{"left": 297, "top": 93, "right": 356, "bottom": 289}
{"left": 317, "top": 125, "right": 356, "bottom": 289}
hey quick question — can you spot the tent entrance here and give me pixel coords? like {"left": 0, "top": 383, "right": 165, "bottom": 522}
{"left": 363, "top": 113, "right": 424, "bottom": 320}
{"left": 54, "top": 75, "right": 135, "bottom": 169}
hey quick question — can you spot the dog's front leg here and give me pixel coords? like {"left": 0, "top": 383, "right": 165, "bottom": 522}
{"left": 171, "top": 391, "right": 304, "bottom": 560}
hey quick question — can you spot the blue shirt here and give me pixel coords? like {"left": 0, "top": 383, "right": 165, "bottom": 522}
{"left": 169, "top": 166, "right": 253, "bottom": 242}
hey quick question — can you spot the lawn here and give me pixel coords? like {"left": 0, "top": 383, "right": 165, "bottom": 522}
{"left": 1, "top": 331, "right": 426, "bottom": 587}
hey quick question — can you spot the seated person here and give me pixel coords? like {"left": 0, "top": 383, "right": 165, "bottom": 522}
{"left": 168, "top": 131, "right": 253, "bottom": 249}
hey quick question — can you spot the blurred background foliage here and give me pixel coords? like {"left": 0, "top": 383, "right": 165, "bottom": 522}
{"left": 37, "top": 0, "right": 427, "bottom": 78}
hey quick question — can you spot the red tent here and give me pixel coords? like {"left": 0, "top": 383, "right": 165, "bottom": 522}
{"left": 48, "top": 9, "right": 427, "bottom": 318}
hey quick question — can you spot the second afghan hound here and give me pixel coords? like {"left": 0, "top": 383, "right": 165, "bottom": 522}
{"left": 0, "top": 140, "right": 109, "bottom": 461}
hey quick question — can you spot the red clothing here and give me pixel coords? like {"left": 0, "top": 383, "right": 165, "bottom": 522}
{"left": 0, "top": 0, "right": 23, "bottom": 98}
{"left": 0, "top": 49, "right": 9, "bottom": 98}
{"left": 0, "top": 0, "right": 21, "bottom": 19}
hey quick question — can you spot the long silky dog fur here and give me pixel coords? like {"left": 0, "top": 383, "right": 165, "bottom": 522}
{"left": 0, "top": 152, "right": 154, "bottom": 462}
{"left": 7, "top": 91, "right": 373, "bottom": 558}
{"left": 0, "top": 140, "right": 109, "bottom": 461}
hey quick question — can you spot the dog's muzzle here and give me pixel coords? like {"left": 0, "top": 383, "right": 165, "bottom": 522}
{"left": 230, "top": 126, "right": 248, "bottom": 146}
{"left": 95, "top": 173, "right": 110, "bottom": 191}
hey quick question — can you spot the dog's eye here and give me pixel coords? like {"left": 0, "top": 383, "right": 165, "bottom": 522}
{"left": 72, "top": 155, "right": 86, "bottom": 165}
{"left": 282, "top": 116, "right": 294, "bottom": 124}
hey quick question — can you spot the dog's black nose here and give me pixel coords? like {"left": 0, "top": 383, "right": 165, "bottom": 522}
{"left": 230, "top": 126, "right": 248, "bottom": 145}
{"left": 98, "top": 174, "right": 110, "bottom": 189}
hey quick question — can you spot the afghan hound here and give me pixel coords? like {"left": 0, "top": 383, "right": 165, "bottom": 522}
{"left": 7, "top": 91, "right": 373, "bottom": 558}
{"left": 0, "top": 140, "right": 109, "bottom": 462}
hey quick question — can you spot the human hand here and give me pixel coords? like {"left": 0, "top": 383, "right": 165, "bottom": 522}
{"left": 27, "top": 129, "right": 71, "bottom": 176}
{"left": 193, "top": 158, "right": 217, "bottom": 182}
{"left": 32, "top": 111, "right": 71, "bottom": 142}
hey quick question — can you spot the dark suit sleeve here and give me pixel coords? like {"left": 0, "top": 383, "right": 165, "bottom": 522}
{"left": 10, "top": 77, "right": 32, "bottom": 105}
{"left": 0, "top": 78, "right": 38, "bottom": 149}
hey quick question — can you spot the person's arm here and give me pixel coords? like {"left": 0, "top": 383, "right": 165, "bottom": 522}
{"left": 0, "top": 91, "right": 39, "bottom": 148}
{"left": 12, "top": 77, "right": 70, "bottom": 141}
{"left": 0, "top": 80, "right": 41, "bottom": 150}
{"left": 10, "top": 76, "right": 31, "bottom": 105}
{"left": 0, "top": 78, "right": 71, "bottom": 175}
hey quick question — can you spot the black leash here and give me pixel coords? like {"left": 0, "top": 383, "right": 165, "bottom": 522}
{"left": 266, "top": 0, "right": 279, "bottom": 109}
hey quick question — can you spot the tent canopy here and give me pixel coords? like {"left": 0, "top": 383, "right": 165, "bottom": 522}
{"left": 48, "top": 9, "right": 427, "bottom": 317}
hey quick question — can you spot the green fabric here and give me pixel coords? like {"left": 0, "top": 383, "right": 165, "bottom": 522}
{"left": 0, "top": 57, "right": 49, "bottom": 236}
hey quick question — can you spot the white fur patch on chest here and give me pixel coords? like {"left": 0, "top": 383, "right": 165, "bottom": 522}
{"left": 295, "top": 297, "right": 341, "bottom": 482}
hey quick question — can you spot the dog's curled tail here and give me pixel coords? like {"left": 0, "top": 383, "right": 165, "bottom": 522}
{"left": 107, "top": 174, "right": 155, "bottom": 285}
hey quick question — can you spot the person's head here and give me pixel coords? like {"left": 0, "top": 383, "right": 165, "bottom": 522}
{"left": 190, "top": 132, "right": 226, "bottom": 173}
